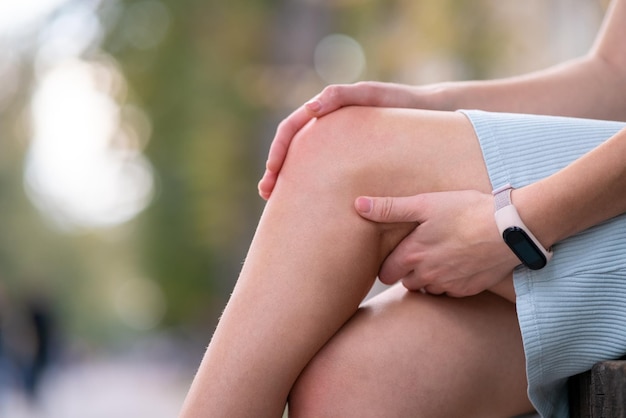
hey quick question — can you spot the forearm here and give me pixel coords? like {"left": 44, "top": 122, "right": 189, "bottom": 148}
{"left": 427, "top": 0, "right": 626, "bottom": 121}
{"left": 431, "top": 56, "right": 626, "bottom": 121}
{"left": 515, "top": 127, "right": 626, "bottom": 248}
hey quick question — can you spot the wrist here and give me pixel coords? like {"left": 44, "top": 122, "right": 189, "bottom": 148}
{"left": 510, "top": 183, "right": 562, "bottom": 249}
{"left": 494, "top": 184, "right": 552, "bottom": 269}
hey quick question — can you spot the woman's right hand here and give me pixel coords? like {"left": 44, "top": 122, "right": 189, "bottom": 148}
{"left": 354, "top": 190, "right": 520, "bottom": 298}
{"left": 258, "top": 81, "right": 448, "bottom": 200}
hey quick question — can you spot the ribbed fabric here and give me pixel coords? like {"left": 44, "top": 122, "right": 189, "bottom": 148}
{"left": 460, "top": 110, "right": 626, "bottom": 418}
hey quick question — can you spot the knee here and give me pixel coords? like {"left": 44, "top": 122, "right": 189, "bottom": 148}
{"left": 272, "top": 106, "right": 424, "bottom": 253}
{"left": 278, "top": 106, "right": 380, "bottom": 194}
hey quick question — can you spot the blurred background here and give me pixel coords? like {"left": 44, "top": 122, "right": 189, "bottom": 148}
{"left": 0, "top": 0, "right": 608, "bottom": 416}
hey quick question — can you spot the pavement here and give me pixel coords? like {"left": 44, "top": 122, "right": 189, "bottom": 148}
{"left": 0, "top": 357, "right": 190, "bottom": 418}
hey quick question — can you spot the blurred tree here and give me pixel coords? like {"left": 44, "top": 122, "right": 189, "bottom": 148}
{"left": 101, "top": 0, "right": 271, "bottom": 327}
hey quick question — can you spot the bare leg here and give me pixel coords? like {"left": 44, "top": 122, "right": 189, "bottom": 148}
{"left": 179, "top": 107, "right": 525, "bottom": 417}
{"left": 290, "top": 286, "right": 532, "bottom": 417}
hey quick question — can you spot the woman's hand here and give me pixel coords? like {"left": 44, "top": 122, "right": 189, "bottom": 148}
{"left": 258, "top": 81, "right": 446, "bottom": 200}
{"left": 354, "top": 190, "right": 520, "bottom": 297}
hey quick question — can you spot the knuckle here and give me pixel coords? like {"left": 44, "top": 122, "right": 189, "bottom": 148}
{"left": 276, "top": 118, "right": 293, "bottom": 134}
{"left": 420, "top": 270, "right": 437, "bottom": 285}
{"left": 322, "top": 84, "right": 343, "bottom": 101}
{"left": 400, "top": 277, "right": 420, "bottom": 292}
{"left": 378, "top": 197, "right": 395, "bottom": 220}
{"left": 275, "top": 119, "right": 287, "bottom": 132}
{"left": 352, "top": 81, "right": 370, "bottom": 92}
{"left": 402, "top": 250, "right": 422, "bottom": 267}
{"left": 422, "top": 284, "right": 443, "bottom": 295}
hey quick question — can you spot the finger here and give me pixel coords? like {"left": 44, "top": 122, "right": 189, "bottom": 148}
{"left": 398, "top": 274, "right": 443, "bottom": 295}
{"left": 377, "top": 232, "right": 423, "bottom": 285}
{"left": 388, "top": 264, "right": 424, "bottom": 289}
{"left": 314, "top": 84, "right": 368, "bottom": 112}
{"left": 317, "top": 82, "right": 408, "bottom": 110}
{"left": 304, "top": 82, "right": 392, "bottom": 121}
{"left": 302, "top": 83, "right": 375, "bottom": 120}
{"left": 266, "top": 84, "right": 365, "bottom": 175}
{"left": 355, "top": 195, "right": 427, "bottom": 224}
{"left": 398, "top": 275, "right": 423, "bottom": 291}
{"left": 294, "top": 85, "right": 360, "bottom": 125}
{"left": 258, "top": 108, "right": 315, "bottom": 199}
{"left": 257, "top": 171, "right": 277, "bottom": 200}
{"left": 420, "top": 284, "right": 446, "bottom": 296}
{"left": 266, "top": 106, "right": 314, "bottom": 174}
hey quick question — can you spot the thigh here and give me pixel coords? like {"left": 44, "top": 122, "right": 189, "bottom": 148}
{"left": 289, "top": 285, "right": 533, "bottom": 418}
{"left": 281, "top": 107, "right": 492, "bottom": 199}
{"left": 276, "top": 106, "right": 494, "bottom": 268}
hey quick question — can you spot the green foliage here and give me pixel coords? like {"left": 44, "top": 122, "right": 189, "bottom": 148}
{"left": 101, "top": 0, "right": 274, "bottom": 325}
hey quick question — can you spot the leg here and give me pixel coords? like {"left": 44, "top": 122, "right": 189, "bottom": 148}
{"left": 179, "top": 107, "right": 521, "bottom": 417}
{"left": 289, "top": 286, "right": 533, "bottom": 417}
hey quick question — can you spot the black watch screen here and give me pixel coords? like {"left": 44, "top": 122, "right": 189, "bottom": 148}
{"left": 502, "top": 227, "right": 548, "bottom": 270}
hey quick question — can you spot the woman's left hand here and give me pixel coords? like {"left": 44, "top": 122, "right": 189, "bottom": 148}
{"left": 354, "top": 190, "right": 520, "bottom": 297}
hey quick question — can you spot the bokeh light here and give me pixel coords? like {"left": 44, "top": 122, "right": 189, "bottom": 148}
{"left": 0, "top": 0, "right": 69, "bottom": 37}
{"left": 35, "top": 1, "right": 103, "bottom": 71}
{"left": 24, "top": 58, "right": 155, "bottom": 230}
{"left": 120, "top": 0, "right": 170, "bottom": 50}
{"left": 314, "top": 33, "right": 366, "bottom": 84}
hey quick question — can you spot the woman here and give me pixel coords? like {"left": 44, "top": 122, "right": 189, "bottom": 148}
{"left": 180, "top": 0, "right": 626, "bottom": 416}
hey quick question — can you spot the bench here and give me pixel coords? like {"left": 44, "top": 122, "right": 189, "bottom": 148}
{"left": 569, "top": 358, "right": 626, "bottom": 418}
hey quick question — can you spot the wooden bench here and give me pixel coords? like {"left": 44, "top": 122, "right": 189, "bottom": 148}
{"left": 569, "top": 358, "right": 626, "bottom": 418}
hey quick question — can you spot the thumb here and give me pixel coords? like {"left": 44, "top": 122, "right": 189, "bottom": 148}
{"left": 354, "top": 195, "right": 424, "bottom": 223}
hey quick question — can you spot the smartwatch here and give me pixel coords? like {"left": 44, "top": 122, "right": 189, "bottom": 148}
{"left": 492, "top": 184, "right": 552, "bottom": 270}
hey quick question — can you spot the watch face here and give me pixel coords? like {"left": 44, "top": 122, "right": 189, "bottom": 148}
{"left": 502, "top": 227, "right": 547, "bottom": 270}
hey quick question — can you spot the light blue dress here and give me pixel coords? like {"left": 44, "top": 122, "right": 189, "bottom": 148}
{"left": 461, "top": 110, "right": 626, "bottom": 417}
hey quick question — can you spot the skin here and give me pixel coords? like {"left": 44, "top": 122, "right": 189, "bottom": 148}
{"left": 179, "top": 108, "right": 529, "bottom": 417}
{"left": 289, "top": 286, "right": 529, "bottom": 417}
{"left": 180, "top": 0, "right": 626, "bottom": 416}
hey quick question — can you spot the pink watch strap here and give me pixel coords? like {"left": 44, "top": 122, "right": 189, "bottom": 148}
{"left": 492, "top": 183, "right": 514, "bottom": 211}
{"left": 492, "top": 183, "right": 553, "bottom": 262}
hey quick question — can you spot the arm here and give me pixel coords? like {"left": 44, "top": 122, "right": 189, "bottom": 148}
{"left": 259, "top": 0, "right": 626, "bottom": 199}
{"left": 516, "top": 127, "right": 626, "bottom": 249}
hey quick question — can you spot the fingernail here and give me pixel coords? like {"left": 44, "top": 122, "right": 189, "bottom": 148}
{"left": 305, "top": 100, "right": 322, "bottom": 112}
{"left": 355, "top": 197, "right": 372, "bottom": 213}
